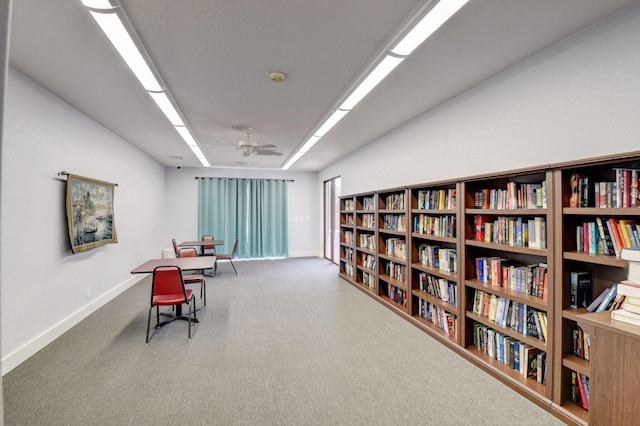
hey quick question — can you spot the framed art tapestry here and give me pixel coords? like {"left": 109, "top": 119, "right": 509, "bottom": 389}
{"left": 65, "top": 174, "right": 117, "bottom": 253}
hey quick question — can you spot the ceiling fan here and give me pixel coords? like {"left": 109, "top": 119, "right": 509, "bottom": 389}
{"left": 236, "top": 130, "right": 283, "bottom": 157}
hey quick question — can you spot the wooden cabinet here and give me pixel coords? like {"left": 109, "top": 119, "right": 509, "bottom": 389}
{"left": 577, "top": 311, "right": 640, "bottom": 426}
{"left": 552, "top": 155, "right": 640, "bottom": 424}
{"left": 461, "top": 169, "right": 553, "bottom": 401}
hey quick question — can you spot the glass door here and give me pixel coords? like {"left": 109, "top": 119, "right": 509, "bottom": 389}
{"left": 324, "top": 176, "right": 341, "bottom": 263}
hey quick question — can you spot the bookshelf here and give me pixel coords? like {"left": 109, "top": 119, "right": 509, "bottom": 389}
{"left": 461, "top": 169, "right": 553, "bottom": 402}
{"left": 355, "top": 193, "right": 377, "bottom": 293}
{"left": 337, "top": 151, "right": 640, "bottom": 425}
{"left": 339, "top": 195, "right": 356, "bottom": 283}
{"left": 552, "top": 154, "right": 640, "bottom": 425}
{"left": 377, "top": 187, "right": 409, "bottom": 313}
{"left": 408, "top": 181, "right": 461, "bottom": 344}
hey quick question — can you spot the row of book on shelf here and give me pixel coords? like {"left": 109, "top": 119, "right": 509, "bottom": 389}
{"left": 418, "top": 299, "right": 455, "bottom": 337}
{"left": 361, "top": 196, "right": 375, "bottom": 211}
{"left": 413, "top": 214, "right": 456, "bottom": 238}
{"left": 575, "top": 217, "right": 640, "bottom": 257}
{"left": 417, "top": 271, "right": 457, "bottom": 306}
{"left": 472, "top": 322, "right": 547, "bottom": 383}
{"left": 571, "top": 248, "right": 640, "bottom": 327}
{"left": 473, "top": 181, "right": 547, "bottom": 210}
{"left": 472, "top": 289, "right": 547, "bottom": 342}
{"left": 570, "top": 168, "right": 639, "bottom": 208}
{"left": 416, "top": 189, "right": 456, "bottom": 211}
{"left": 417, "top": 245, "right": 458, "bottom": 274}
{"left": 475, "top": 258, "right": 548, "bottom": 300}
{"left": 385, "top": 193, "right": 405, "bottom": 210}
{"left": 474, "top": 215, "right": 546, "bottom": 249}
{"left": 382, "top": 214, "right": 406, "bottom": 232}
{"left": 360, "top": 213, "right": 375, "bottom": 228}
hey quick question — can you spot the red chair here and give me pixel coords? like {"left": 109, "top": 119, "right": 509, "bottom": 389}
{"left": 177, "top": 247, "right": 207, "bottom": 306}
{"left": 216, "top": 238, "right": 238, "bottom": 275}
{"left": 172, "top": 238, "right": 180, "bottom": 257}
{"left": 201, "top": 235, "right": 216, "bottom": 256}
{"left": 146, "top": 266, "right": 196, "bottom": 344}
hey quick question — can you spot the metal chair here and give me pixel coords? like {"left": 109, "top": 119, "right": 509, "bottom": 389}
{"left": 201, "top": 235, "right": 217, "bottom": 256}
{"left": 177, "top": 247, "right": 207, "bottom": 306}
{"left": 216, "top": 238, "right": 238, "bottom": 275}
{"left": 146, "top": 266, "right": 196, "bottom": 344}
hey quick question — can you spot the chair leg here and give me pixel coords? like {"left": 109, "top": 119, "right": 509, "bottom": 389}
{"left": 201, "top": 278, "right": 206, "bottom": 306}
{"left": 230, "top": 259, "right": 237, "bottom": 275}
{"left": 187, "top": 301, "right": 191, "bottom": 341}
{"left": 146, "top": 306, "right": 153, "bottom": 344}
{"left": 156, "top": 306, "right": 160, "bottom": 327}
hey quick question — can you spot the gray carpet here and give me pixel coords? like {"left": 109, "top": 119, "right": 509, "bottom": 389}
{"left": 3, "top": 258, "right": 565, "bottom": 425}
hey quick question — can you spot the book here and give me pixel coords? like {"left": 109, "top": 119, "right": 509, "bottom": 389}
{"left": 576, "top": 372, "right": 589, "bottom": 410}
{"left": 595, "top": 283, "right": 618, "bottom": 312}
{"left": 612, "top": 308, "right": 640, "bottom": 327}
{"left": 616, "top": 281, "right": 640, "bottom": 298}
{"left": 621, "top": 247, "right": 640, "bottom": 262}
{"left": 621, "top": 295, "right": 640, "bottom": 314}
{"left": 569, "top": 271, "right": 593, "bottom": 309}
{"left": 586, "top": 287, "right": 611, "bottom": 312}
{"left": 569, "top": 174, "right": 584, "bottom": 207}
{"left": 629, "top": 261, "right": 640, "bottom": 284}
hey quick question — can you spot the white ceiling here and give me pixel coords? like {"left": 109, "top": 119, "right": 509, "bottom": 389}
{"left": 8, "top": 0, "right": 638, "bottom": 171}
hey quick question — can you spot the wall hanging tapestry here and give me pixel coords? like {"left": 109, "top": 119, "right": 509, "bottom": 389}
{"left": 65, "top": 174, "right": 118, "bottom": 253}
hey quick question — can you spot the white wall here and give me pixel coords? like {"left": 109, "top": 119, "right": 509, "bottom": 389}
{"left": 320, "top": 3, "right": 640, "bottom": 194}
{"left": 0, "top": 69, "right": 166, "bottom": 374}
{"left": 164, "top": 166, "right": 321, "bottom": 258}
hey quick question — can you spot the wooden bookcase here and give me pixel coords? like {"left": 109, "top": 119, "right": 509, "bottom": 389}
{"left": 337, "top": 150, "right": 640, "bottom": 425}
{"left": 339, "top": 195, "right": 356, "bottom": 283}
{"left": 355, "top": 192, "right": 377, "bottom": 293}
{"left": 408, "top": 181, "right": 461, "bottom": 344}
{"left": 552, "top": 154, "right": 640, "bottom": 425}
{"left": 376, "top": 187, "right": 409, "bottom": 313}
{"left": 461, "top": 169, "right": 553, "bottom": 402}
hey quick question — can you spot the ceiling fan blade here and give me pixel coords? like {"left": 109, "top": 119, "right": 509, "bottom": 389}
{"left": 255, "top": 150, "right": 283, "bottom": 156}
{"left": 256, "top": 144, "right": 278, "bottom": 149}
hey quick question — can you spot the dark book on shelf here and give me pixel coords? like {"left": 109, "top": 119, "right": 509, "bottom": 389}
{"left": 569, "top": 271, "right": 593, "bottom": 309}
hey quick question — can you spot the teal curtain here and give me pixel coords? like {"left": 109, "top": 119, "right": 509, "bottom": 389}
{"left": 198, "top": 178, "right": 288, "bottom": 259}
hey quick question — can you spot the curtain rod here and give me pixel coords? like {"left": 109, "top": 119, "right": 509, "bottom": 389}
{"left": 194, "top": 177, "right": 294, "bottom": 182}
{"left": 57, "top": 171, "right": 119, "bottom": 186}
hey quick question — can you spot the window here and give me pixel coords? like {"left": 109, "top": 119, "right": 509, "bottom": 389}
{"left": 324, "top": 176, "right": 341, "bottom": 264}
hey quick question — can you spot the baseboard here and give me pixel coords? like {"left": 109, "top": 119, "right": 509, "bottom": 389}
{"left": 1, "top": 274, "right": 145, "bottom": 376}
{"left": 288, "top": 251, "right": 323, "bottom": 258}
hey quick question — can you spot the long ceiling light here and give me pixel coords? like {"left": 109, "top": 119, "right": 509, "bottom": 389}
{"left": 282, "top": 0, "right": 469, "bottom": 170}
{"left": 82, "top": 0, "right": 209, "bottom": 167}
{"left": 391, "top": 0, "right": 470, "bottom": 56}
{"left": 338, "top": 55, "right": 404, "bottom": 111}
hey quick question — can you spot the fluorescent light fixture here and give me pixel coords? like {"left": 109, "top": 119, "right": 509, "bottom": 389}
{"left": 81, "top": 0, "right": 114, "bottom": 9}
{"left": 391, "top": 0, "right": 469, "bottom": 56}
{"left": 339, "top": 55, "right": 404, "bottom": 111}
{"left": 189, "top": 145, "right": 210, "bottom": 167}
{"left": 299, "top": 135, "right": 322, "bottom": 153}
{"left": 148, "top": 91, "right": 184, "bottom": 126}
{"left": 88, "top": 10, "right": 162, "bottom": 91}
{"left": 282, "top": 151, "right": 305, "bottom": 170}
{"left": 175, "top": 126, "right": 197, "bottom": 146}
{"left": 314, "top": 109, "right": 349, "bottom": 138}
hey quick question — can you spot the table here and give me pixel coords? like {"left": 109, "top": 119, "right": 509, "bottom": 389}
{"left": 131, "top": 256, "right": 216, "bottom": 323}
{"left": 178, "top": 239, "right": 225, "bottom": 256}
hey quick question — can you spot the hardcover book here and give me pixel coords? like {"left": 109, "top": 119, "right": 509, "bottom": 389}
{"left": 569, "top": 271, "right": 593, "bottom": 309}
